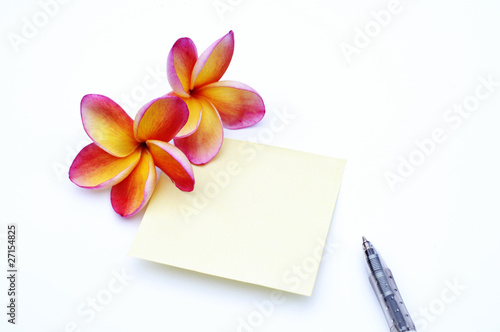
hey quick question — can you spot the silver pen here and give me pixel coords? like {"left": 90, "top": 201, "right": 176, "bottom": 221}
{"left": 362, "top": 236, "right": 416, "bottom": 332}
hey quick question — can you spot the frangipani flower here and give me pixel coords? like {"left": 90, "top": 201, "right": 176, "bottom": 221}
{"left": 167, "top": 30, "right": 266, "bottom": 165}
{"left": 69, "top": 94, "right": 194, "bottom": 217}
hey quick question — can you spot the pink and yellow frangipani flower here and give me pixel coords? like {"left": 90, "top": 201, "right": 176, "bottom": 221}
{"left": 167, "top": 30, "right": 266, "bottom": 165}
{"left": 69, "top": 94, "right": 194, "bottom": 217}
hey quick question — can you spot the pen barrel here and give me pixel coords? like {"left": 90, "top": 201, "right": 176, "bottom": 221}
{"left": 366, "top": 254, "right": 416, "bottom": 332}
{"left": 367, "top": 254, "right": 393, "bottom": 297}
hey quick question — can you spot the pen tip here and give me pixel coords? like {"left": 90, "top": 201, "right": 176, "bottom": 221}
{"left": 362, "top": 236, "right": 368, "bottom": 243}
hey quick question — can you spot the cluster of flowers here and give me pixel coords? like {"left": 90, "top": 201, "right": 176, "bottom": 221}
{"left": 69, "top": 31, "right": 265, "bottom": 217}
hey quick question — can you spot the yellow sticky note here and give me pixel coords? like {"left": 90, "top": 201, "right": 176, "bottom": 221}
{"left": 129, "top": 139, "right": 345, "bottom": 296}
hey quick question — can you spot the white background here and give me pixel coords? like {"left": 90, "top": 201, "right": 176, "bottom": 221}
{"left": 1, "top": 0, "right": 499, "bottom": 331}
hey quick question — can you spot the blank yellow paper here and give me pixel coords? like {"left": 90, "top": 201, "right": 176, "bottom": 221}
{"left": 129, "top": 139, "right": 345, "bottom": 296}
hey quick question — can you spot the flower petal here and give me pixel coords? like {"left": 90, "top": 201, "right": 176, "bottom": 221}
{"left": 174, "top": 97, "right": 223, "bottom": 165}
{"left": 69, "top": 143, "right": 141, "bottom": 189}
{"left": 111, "top": 148, "right": 157, "bottom": 217}
{"left": 194, "top": 81, "right": 265, "bottom": 129}
{"left": 167, "top": 37, "right": 198, "bottom": 98}
{"left": 147, "top": 140, "right": 195, "bottom": 192}
{"left": 134, "top": 96, "right": 189, "bottom": 142}
{"left": 171, "top": 94, "right": 202, "bottom": 138}
{"left": 191, "top": 31, "right": 234, "bottom": 90}
{"left": 81, "top": 94, "right": 139, "bottom": 157}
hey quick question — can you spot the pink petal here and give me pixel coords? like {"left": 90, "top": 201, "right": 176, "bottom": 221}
{"left": 171, "top": 94, "right": 203, "bottom": 138}
{"left": 174, "top": 97, "right": 223, "bottom": 165}
{"left": 111, "top": 148, "right": 157, "bottom": 217}
{"left": 167, "top": 37, "right": 198, "bottom": 98}
{"left": 147, "top": 140, "right": 195, "bottom": 192}
{"left": 194, "top": 81, "right": 265, "bottom": 129}
{"left": 190, "top": 31, "right": 234, "bottom": 90}
{"left": 133, "top": 96, "right": 189, "bottom": 143}
{"left": 81, "top": 94, "right": 139, "bottom": 157}
{"left": 69, "top": 143, "right": 141, "bottom": 189}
